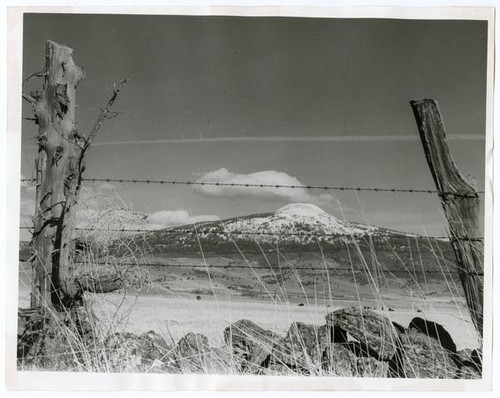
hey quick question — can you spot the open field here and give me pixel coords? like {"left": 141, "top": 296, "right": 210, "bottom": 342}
{"left": 18, "top": 260, "right": 480, "bottom": 352}
{"left": 87, "top": 292, "right": 480, "bottom": 351}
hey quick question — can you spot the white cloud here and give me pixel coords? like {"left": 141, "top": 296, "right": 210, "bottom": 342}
{"left": 148, "top": 210, "right": 220, "bottom": 228}
{"left": 194, "top": 168, "right": 332, "bottom": 206}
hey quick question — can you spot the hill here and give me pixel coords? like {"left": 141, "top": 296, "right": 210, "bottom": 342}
{"left": 99, "top": 203, "right": 462, "bottom": 300}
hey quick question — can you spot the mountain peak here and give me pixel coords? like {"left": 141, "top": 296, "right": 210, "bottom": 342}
{"left": 276, "top": 203, "right": 329, "bottom": 217}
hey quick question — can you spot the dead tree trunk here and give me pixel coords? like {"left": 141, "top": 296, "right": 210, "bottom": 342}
{"left": 24, "top": 40, "right": 126, "bottom": 310}
{"left": 410, "top": 99, "right": 484, "bottom": 338}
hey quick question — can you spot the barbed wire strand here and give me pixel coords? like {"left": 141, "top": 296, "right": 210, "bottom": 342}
{"left": 20, "top": 178, "right": 485, "bottom": 196}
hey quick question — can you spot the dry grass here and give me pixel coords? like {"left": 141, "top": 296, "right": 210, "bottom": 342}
{"left": 17, "top": 189, "right": 483, "bottom": 376}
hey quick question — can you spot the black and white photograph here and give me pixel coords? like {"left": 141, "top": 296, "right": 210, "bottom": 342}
{"left": 3, "top": 3, "right": 495, "bottom": 392}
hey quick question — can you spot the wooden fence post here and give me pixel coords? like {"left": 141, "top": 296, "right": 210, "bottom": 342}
{"left": 24, "top": 41, "right": 126, "bottom": 310}
{"left": 25, "top": 41, "right": 85, "bottom": 310}
{"left": 410, "top": 99, "right": 484, "bottom": 338}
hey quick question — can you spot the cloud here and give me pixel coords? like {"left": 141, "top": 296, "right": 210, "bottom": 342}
{"left": 194, "top": 168, "right": 332, "bottom": 206}
{"left": 148, "top": 210, "right": 220, "bottom": 228}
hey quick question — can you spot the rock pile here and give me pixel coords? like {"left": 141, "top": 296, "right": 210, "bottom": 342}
{"left": 17, "top": 306, "right": 482, "bottom": 378}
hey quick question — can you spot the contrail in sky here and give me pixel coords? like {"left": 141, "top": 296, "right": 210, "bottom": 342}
{"left": 88, "top": 134, "right": 485, "bottom": 146}
{"left": 22, "top": 134, "right": 485, "bottom": 149}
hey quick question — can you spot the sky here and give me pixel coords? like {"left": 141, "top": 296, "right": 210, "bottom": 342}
{"left": 19, "top": 13, "right": 488, "bottom": 239}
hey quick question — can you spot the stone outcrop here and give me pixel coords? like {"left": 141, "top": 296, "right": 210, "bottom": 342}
{"left": 104, "top": 330, "right": 173, "bottom": 372}
{"left": 321, "top": 343, "right": 358, "bottom": 375}
{"left": 408, "top": 317, "right": 457, "bottom": 353}
{"left": 224, "top": 319, "right": 283, "bottom": 373}
{"left": 326, "top": 307, "right": 399, "bottom": 360}
{"left": 396, "top": 328, "right": 460, "bottom": 378}
{"left": 173, "top": 332, "right": 231, "bottom": 374}
{"left": 271, "top": 322, "right": 329, "bottom": 373}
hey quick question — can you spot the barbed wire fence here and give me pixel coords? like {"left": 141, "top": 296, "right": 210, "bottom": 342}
{"left": 20, "top": 177, "right": 485, "bottom": 196}
{"left": 19, "top": 176, "right": 484, "bottom": 277}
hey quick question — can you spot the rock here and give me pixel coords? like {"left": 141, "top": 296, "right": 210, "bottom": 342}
{"left": 266, "top": 363, "right": 298, "bottom": 375}
{"left": 387, "top": 347, "right": 406, "bottom": 378}
{"left": 270, "top": 322, "right": 329, "bottom": 374}
{"left": 471, "top": 348, "right": 483, "bottom": 368}
{"left": 397, "top": 328, "right": 460, "bottom": 378}
{"left": 326, "top": 307, "right": 399, "bottom": 360}
{"left": 140, "top": 330, "right": 170, "bottom": 349}
{"left": 105, "top": 332, "right": 146, "bottom": 372}
{"left": 174, "top": 332, "right": 210, "bottom": 373}
{"left": 224, "top": 319, "right": 282, "bottom": 373}
{"left": 408, "top": 317, "right": 457, "bottom": 353}
{"left": 455, "top": 348, "right": 482, "bottom": 379}
{"left": 321, "top": 343, "right": 358, "bottom": 376}
{"left": 341, "top": 341, "right": 375, "bottom": 358}
{"left": 355, "top": 357, "right": 389, "bottom": 377}
{"left": 174, "top": 333, "right": 234, "bottom": 374}
{"left": 17, "top": 307, "right": 96, "bottom": 371}
{"left": 105, "top": 331, "right": 174, "bottom": 373}
{"left": 208, "top": 346, "right": 235, "bottom": 373}
{"left": 176, "top": 332, "right": 210, "bottom": 356}
{"left": 392, "top": 321, "right": 406, "bottom": 334}
{"left": 331, "top": 323, "right": 348, "bottom": 343}
{"left": 458, "top": 365, "right": 482, "bottom": 379}
{"left": 322, "top": 342, "right": 389, "bottom": 377}
{"left": 463, "top": 349, "right": 483, "bottom": 372}
{"left": 138, "top": 330, "right": 172, "bottom": 366}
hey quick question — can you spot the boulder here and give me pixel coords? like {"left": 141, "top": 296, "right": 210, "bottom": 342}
{"left": 271, "top": 322, "right": 328, "bottom": 372}
{"left": 105, "top": 330, "right": 174, "bottom": 373}
{"left": 392, "top": 321, "right": 406, "bottom": 334}
{"left": 224, "top": 319, "right": 283, "bottom": 373}
{"left": 455, "top": 348, "right": 482, "bottom": 379}
{"left": 158, "top": 333, "right": 234, "bottom": 374}
{"left": 397, "top": 328, "right": 460, "bottom": 378}
{"left": 208, "top": 346, "right": 235, "bottom": 373}
{"left": 176, "top": 332, "right": 210, "bottom": 357}
{"left": 456, "top": 348, "right": 482, "bottom": 372}
{"left": 322, "top": 342, "right": 389, "bottom": 377}
{"left": 342, "top": 341, "right": 377, "bottom": 358}
{"left": 174, "top": 332, "right": 211, "bottom": 373}
{"left": 355, "top": 357, "right": 389, "bottom": 377}
{"left": 321, "top": 343, "right": 358, "bottom": 376}
{"left": 458, "top": 365, "right": 482, "bottom": 379}
{"left": 408, "top": 317, "right": 457, "bottom": 353}
{"left": 326, "top": 307, "right": 399, "bottom": 360}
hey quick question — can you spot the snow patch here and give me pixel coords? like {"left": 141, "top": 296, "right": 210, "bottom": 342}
{"left": 220, "top": 202, "right": 377, "bottom": 243}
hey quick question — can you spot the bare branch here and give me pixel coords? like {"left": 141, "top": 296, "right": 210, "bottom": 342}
{"left": 75, "top": 77, "right": 128, "bottom": 194}
{"left": 22, "top": 68, "right": 47, "bottom": 106}
{"left": 25, "top": 70, "right": 47, "bottom": 83}
{"left": 85, "top": 77, "right": 128, "bottom": 147}
{"left": 22, "top": 93, "right": 36, "bottom": 105}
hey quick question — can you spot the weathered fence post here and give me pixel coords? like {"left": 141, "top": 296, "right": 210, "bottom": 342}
{"left": 23, "top": 40, "right": 126, "bottom": 310}
{"left": 24, "top": 41, "right": 85, "bottom": 310}
{"left": 410, "top": 99, "right": 484, "bottom": 338}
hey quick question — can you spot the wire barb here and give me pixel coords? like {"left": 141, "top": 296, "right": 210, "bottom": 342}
{"left": 19, "top": 177, "right": 486, "bottom": 196}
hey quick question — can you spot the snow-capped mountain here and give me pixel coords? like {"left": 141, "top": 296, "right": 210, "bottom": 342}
{"left": 139, "top": 203, "right": 404, "bottom": 252}
{"left": 105, "top": 203, "right": 457, "bottom": 291}
{"left": 220, "top": 203, "right": 377, "bottom": 242}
